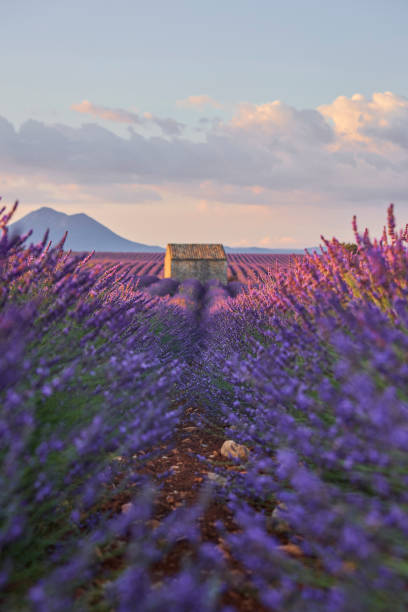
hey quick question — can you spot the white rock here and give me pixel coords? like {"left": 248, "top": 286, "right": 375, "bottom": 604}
{"left": 220, "top": 440, "right": 250, "bottom": 461}
{"left": 207, "top": 472, "right": 228, "bottom": 486}
{"left": 269, "top": 502, "right": 290, "bottom": 534}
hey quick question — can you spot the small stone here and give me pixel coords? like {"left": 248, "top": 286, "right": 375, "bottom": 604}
{"left": 220, "top": 440, "right": 250, "bottom": 461}
{"left": 152, "top": 580, "right": 164, "bottom": 589}
{"left": 278, "top": 543, "right": 303, "bottom": 558}
{"left": 269, "top": 502, "right": 290, "bottom": 534}
{"left": 341, "top": 560, "right": 356, "bottom": 574}
{"left": 207, "top": 472, "right": 228, "bottom": 486}
{"left": 217, "top": 537, "right": 231, "bottom": 560}
{"left": 121, "top": 503, "right": 133, "bottom": 514}
{"left": 229, "top": 569, "right": 244, "bottom": 588}
{"left": 94, "top": 546, "right": 103, "bottom": 559}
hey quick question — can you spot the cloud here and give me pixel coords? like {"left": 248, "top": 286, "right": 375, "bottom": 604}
{"left": 257, "top": 235, "right": 296, "bottom": 246}
{"left": 0, "top": 172, "right": 162, "bottom": 207}
{"left": 318, "top": 91, "right": 408, "bottom": 150}
{"left": 278, "top": 236, "right": 297, "bottom": 244}
{"left": 228, "top": 100, "right": 334, "bottom": 146}
{"left": 1, "top": 92, "right": 407, "bottom": 211}
{"left": 176, "top": 95, "right": 223, "bottom": 110}
{"left": 71, "top": 100, "right": 142, "bottom": 125}
{"left": 71, "top": 100, "right": 185, "bottom": 136}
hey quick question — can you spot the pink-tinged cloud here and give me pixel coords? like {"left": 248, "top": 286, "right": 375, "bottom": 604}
{"left": 318, "top": 91, "right": 408, "bottom": 151}
{"left": 176, "top": 95, "right": 223, "bottom": 110}
{"left": 71, "top": 100, "right": 142, "bottom": 124}
{"left": 0, "top": 172, "right": 162, "bottom": 207}
{"left": 71, "top": 100, "right": 185, "bottom": 136}
{"left": 1, "top": 91, "right": 407, "bottom": 211}
{"left": 278, "top": 236, "right": 297, "bottom": 244}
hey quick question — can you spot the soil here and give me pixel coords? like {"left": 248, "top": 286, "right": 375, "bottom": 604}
{"left": 142, "top": 408, "right": 266, "bottom": 612}
{"left": 144, "top": 407, "right": 267, "bottom": 611}
{"left": 84, "top": 406, "right": 272, "bottom": 611}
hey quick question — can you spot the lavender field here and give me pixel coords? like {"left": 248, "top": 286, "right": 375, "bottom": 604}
{"left": 76, "top": 252, "right": 301, "bottom": 283}
{"left": 1, "top": 200, "right": 408, "bottom": 611}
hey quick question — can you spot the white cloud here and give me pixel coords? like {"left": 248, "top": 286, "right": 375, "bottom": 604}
{"left": 318, "top": 91, "right": 408, "bottom": 151}
{"left": 71, "top": 100, "right": 185, "bottom": 136}
{"left": 176, "top": 95, "right": 223, "bottom": 110}
{"left": 278, "top": 236, "right": 297, "bottom": 244}
{"left": 0, "top": 172, "right": 162, "bottom": 207}
{"left": 0, "top": 91, "right": 407, "bottom": 213}
{"left": 71, "top": 100, "right": 142, "bottom": 124}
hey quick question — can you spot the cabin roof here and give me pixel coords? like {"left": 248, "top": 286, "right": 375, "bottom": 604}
{"left": 166, "top": 243, "right": 226, "bottom": 260}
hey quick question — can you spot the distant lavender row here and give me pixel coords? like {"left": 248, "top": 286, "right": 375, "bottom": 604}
{"left": 75, "top": 251, "right": 302, "bottom": 282}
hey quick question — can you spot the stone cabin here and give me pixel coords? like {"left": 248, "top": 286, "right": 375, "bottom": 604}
{"left": 164, "top": 244, "right": 227, "bottom": 283}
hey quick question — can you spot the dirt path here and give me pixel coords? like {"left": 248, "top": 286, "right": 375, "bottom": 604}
{"left": 82, "top": 407, "right": 268, "bottom": 611}
{"left": 142, "top": 407, "right": 267, "bottom": 611}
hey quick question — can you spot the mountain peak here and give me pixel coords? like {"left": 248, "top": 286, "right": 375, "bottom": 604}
{"left": 9, "top": 206, "right": 164, "bottom": 252}
{"left": 27, "top": 206, "right": 68, "bottom": 219}
{"left": 37, "top": 206, "right": 60, "bottom": 212}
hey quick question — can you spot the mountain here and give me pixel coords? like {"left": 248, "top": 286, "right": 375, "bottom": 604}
{"left": 9, "top": 207, "right": 165, "bottom": 252}
{"left": 9, "top": 207, "right": 320, "bottom": 253}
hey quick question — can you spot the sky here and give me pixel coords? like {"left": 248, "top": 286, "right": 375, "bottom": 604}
{"left": 1, "top": 0, "right": 408, "bottom": 248}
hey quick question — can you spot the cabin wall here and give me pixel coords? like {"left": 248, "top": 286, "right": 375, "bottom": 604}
{"left": 164, "top": 258, "right": 227, "bottom": 283}
{"left": 164, "top": 250, "right": 171, "bottom": 278}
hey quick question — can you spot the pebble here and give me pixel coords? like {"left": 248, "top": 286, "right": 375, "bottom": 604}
{"left": 220, "top": 440, "right": 250, "bottom": 461}
{"left": 147, "top": 519, "right": 161, "bottom": 530}
{"left": 269, "top": 502, "right": 290, "bottom": 534}
{"left": 207, "top": 472, "right": 228, "bottom": 486}
{"left": 278, "top": 543, "right": 303, "bottom": 558}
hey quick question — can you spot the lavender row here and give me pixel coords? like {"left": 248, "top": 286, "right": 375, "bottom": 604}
{"left": 0, "top": 200, "right": 225, "bottom": 610}
{"left": 196, "top": 204, "right": 408, "bottom": 610}
{"left": 3, "top": 197, "right": 408, "bottom": 610}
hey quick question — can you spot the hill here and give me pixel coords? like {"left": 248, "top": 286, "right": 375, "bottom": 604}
{"left": 9, "top": 207, "right": 164, "bottom": 252}
{"left": 9, "top": 207, "right": 320, "bottom": 253}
